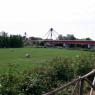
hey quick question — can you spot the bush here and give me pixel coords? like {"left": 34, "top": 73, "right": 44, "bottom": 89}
{"left": 0, "top": 66, "right": 46, "bottom": 95}
{"left": 48, "top": 57, "right": 75, "bottom": 82}
{"left": 74, "top": 53, "right": 95, "bottom": 76}
{"left": 0, "top": 53, "right": 95, "bottom": 95}
{"left": 0, "top": 64, "right": 20, "bottom": 95}
{"left": 19, "top": 72, "right": 42, "bottom": 95}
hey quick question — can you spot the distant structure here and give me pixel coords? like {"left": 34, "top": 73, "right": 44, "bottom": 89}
{"left": 43, "top": 28, "right": 59, "bottom": 40}
{"left": 42, "top": 28, "right": 95, "bottom": 48}
{"left": 23, "top": 28, "right": 95, "bottom": 49}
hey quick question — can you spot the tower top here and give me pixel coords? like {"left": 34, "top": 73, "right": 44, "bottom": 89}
{"left": 43, "top": 28, "right": 59, "bottom": 40}
{"left": 50, "top": 28, "right": 53, "bottom": 32}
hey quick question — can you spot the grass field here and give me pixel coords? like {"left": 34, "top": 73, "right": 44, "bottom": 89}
{"left": 0, "top": 48, "right": 90, "bottom": 73}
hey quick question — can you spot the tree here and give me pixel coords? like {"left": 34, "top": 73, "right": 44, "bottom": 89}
{"left": 10, "top": 35, "right": 23, "bottom": 48}
{"left": 57, "top": 34, "right": 76, "bottom": 40}
{"left": 57, "top": 34, "right": 64, "bottom": 40}
{"left": 0, "top": 33, "right": 23, "bottom": 48}
{"left": 85, "top": 37, "right": 92, "bottom": 40}
{"left": 0, "top": 31, "right": 8, "bottom": 37}
{"left": 0, "top": 32, "right": 10, "bottom": 48}
{"left": 66, "top": 34, "right": 76, "bottom": 40}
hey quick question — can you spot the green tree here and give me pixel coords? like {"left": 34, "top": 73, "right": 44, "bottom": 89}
{"left": 66, "top": 34, "right": 76, "bottom": 40}
{"left": 57, "top": 34, "right": 76, "bottom": 40}
{"left": 58, "top": 34, "right": 64, "bottom": 40}
{"left": 10, "top": 35, "right": 23, "bottom": 48}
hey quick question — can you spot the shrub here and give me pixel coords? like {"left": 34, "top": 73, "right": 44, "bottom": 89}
{"left": 74, "top": 53, "right": 95, "bottom": 76}
{"left": 0, "top": 53, "right": 95, "bottom": 95}
{"left": 48, "top": 57, "right": 75, "bottom": 82}
{"left": 0, "top": 64, "right": 20, "bottom": 95}
{"left": 19, "top": 71, "right": 45, "bottom": 95}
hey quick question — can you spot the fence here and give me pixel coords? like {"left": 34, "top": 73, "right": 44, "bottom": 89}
{"left": 43, "top": 69, "right": 95, "bottom": 95}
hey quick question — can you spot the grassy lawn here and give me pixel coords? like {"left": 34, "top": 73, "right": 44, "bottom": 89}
{"left": 0, "top": 48, "right": 90, "bottom": 73}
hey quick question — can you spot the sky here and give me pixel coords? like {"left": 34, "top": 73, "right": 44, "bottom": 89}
{"left": 0, "top": 0, "right": 95, "bottom": 39}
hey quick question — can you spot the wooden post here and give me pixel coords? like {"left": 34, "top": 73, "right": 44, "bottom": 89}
{"left": 71, "top": 81, "right": 79, "bottom": 95}
{"left": 90, "top": 77, "right": 95, "bottom": 95}
{"left": 79, "top": 79, "right": 84, "bottom": 95}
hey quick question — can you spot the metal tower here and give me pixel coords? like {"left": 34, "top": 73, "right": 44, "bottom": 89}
{"left": 43, "top": 28, "right": 59, "bottom": 40}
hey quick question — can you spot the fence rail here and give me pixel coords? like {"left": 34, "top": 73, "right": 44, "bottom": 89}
{"left": 43, "top": 69, "right": 95, "bottom": 95}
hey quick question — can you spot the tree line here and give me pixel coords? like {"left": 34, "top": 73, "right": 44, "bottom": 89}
{"left": 57, "top": 34, "right": 92, "bottom": 40}
{"left": 0, "top": 32, "right": 23, "bottom": 48}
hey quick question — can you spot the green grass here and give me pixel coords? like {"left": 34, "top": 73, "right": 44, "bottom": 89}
{"left": 0, "top": 48, "right": 90, "bottom": 73}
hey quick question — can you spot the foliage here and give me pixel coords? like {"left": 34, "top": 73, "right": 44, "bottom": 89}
{"left": 57, "top": 34, "right": 76, "bottom": 40}
{"left": 74, "top": 53, "right": 95, "bottom": 76}
{"left": 0, "top": 51, "right": 95, "bottom": 94}
{"left": 19, "top": 71, "right": 43, "bottom": 95}
{"left": 0, "top": 34, "right": 23, "bottom": 48}
{"left": 57, "top": 34, "right": 64, "bottom": 40}
{"left": 10, "top": 35, "right": 23, "bottom": 48}
{"left": 0, "top": 64, "right": 20, "bottom": 95}
{"left": 48, "top": 57, "right": 74, "bottom": 82}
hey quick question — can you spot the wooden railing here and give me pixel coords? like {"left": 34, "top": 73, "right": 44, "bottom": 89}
{"left": 43, "top": 69, "right": 95, "bottom": 95}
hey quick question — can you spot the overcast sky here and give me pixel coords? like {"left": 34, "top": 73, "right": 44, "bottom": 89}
{"left": 0, "top": 0, "right": 95, "bottom": 39}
